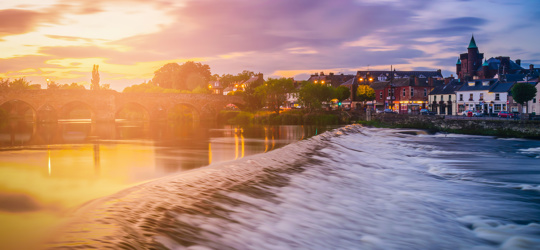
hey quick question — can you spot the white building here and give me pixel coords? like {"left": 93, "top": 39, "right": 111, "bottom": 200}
{"left": 455, "top": 80, "right": 514, "bottom": 115}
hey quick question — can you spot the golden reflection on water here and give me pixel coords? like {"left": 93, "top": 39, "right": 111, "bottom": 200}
{"left": 0, "top": 121, "right": 330, "bottom": 249}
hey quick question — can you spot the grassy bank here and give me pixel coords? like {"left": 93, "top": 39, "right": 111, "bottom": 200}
{"left": 218, "top": 110, "right": 349, "bottom": 126}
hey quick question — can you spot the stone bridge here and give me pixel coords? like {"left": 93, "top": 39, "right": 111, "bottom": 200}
{"left": 0, "top": 90, "right": 245, "bottom": 122}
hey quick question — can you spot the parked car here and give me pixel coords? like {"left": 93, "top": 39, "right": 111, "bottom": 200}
{"left": 498, "top": 111, "right": 514, "bottom": 118}
{"left": 472, "top": 111, "right": 484, "bottom": 117}
{"left": 462, "top": 110, "right": 474, "bottom": 117}
{"left": 375, "top": 109, "right": 383, "bottom": 113}
{"left": 420, "top": 109, "right": 436, "bottom": 115}
{"left": 383, "top": 108, "right": 396, "bottom": 114}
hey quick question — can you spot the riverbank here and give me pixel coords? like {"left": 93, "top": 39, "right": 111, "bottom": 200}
{"left": 218, "top": 110, "right": 359, "bottom": 126}
{"left": 360, "top": 114, "right": 540, "bottom": 139}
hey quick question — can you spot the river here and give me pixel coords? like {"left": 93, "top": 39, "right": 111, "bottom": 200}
{"left": 1, "top": 123, "right": 540, "bottom": 249}
{"left": 0, "top": 121, "right": 333, "bottom": 250}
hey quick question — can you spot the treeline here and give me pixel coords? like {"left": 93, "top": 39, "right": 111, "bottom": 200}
{"left": 0, "top": 77, "right": 90, "bottom": 90}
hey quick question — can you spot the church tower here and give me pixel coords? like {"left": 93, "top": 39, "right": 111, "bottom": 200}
{"left": 458, "top": 35, "right": 484, "bottom": 80}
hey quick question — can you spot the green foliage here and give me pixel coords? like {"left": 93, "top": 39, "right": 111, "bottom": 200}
{"left": 356, "top": 85, "right": 376, "bottom": 103}
{"left": 61, "top": 83, "right": 86, "bottom": 90}
{"left": 215, "top": 70, "right": 256, "bottom": 87}
{"left": 123, "top": 82, "right": 182, "bottom": 93}
{"left": 256, "top": 77, "right": 295, "bottom": 114}
{"left": 228, "top": 111, "right": 254, "bottom": 125}
{"left": 152, "top": 61, "right": 211, "bottom": 90}
{"left": 47, "top": 81, "right": 86, "bottom": 90}
{"left": 5, "top": 78, "right": 40, "bottom": 90}
{"left": 298, "top": 82, "right": 334, "bottom": 112}
{"left": 511, "top": 82, "right": 537, "bottom": 107}
{"left": 242, "top": 77, "right": 265, "bottom": 112}
{"left": 192, "top": 86, "right": 211, "bottom": 94}
{"left": 334, "top": 86, "right": 351, "bottom": 102}
{"left": 303, "top": 113, "right": 339, "bottom": 125}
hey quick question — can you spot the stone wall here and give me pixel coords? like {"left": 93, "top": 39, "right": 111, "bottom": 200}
{"left": 373, "top": 114, "right": 540, "bottom": 138}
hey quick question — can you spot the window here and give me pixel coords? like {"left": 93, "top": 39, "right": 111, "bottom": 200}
{"left": 495, "top": 93, "right": 500, "bottom": 101}
{"left": 440, "top": 95, "right": 444, "bottom": 101}
{"left": 458, "top": 105, "right": 465, "bottom": 113}
{"left": 411, "top": 88, "right": 414, "bottom": 97}
{"left": 494, "top": 104, "right": 502, "bottom": 111}
{"left": 380, "top": 91, "right": 382, "bottom": 99}
{"left": 459, "top": 94, "right": 463, "bottom": 101}
{"left": 448, "top": 95, "right": 452, "bottom": 101}
{"left": 479, "top": 93, "right": 484, "bottom": 101}
{"left": 469, "top": 94, "right": 473, "bottom": 101}
{"left": 403, "top": 89, "right": 406, "bottom": 97}
{"left": 388, "top": 89, "right": 391, "bottom": 95}
{"left": 534, "top": 97, "right": 537, "bottom": 104}
{"left": 434, "top": 96, "right": 437, "bottom": 102}
{"left": 424, "top": 89, "right": 427, "bottom": 97}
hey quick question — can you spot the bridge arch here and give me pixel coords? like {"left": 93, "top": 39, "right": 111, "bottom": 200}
{"left": 168, "top": 103, "right": 200, "bottom": 124}
{"left": 59, "top": 101, "right": 95, "bottom": 121}
{"left": 0, "top": 99, "right": 36, "bottom": 122}
{"left": 115, "top": 102, "right": 150, "bottom": 121}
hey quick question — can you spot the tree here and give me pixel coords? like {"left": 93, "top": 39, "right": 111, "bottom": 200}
{"left": 334, "top": 86, "right": 351, "bottom": 107}
{"left": 47, "top": 80, "right": 61, "bottom": 89}
{"left": 256, "top": 78, "right": 295, "bottom": 114}
{"left": 511, "top": 82, "right": 537, "bottom": 114}
{"left": 152, "top": 61, "right": 212, "bottom": 91}
{"left": 356, "top": 85, "right": 376, "bottom": 107}
{"left": 242, "top": 75, "right": 265, "bottom": 112}
{"left": 60, "top": 83, "right": 86, "bottom": 90}
{"left": 91, "top": 64, "right": 100, "bottom": 90}
{"left": 298, "top": 82, "right": 334, "bottom": 112}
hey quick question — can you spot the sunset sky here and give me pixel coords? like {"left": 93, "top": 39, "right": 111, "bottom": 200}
{"left": 1, "top": 0, "right": 539, "bottom": 91}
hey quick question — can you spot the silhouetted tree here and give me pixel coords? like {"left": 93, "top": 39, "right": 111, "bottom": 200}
{"left": 152, "top": 61, "right": 211, "bottom": 91}
{"left": 511, "top": 82, "right": 537, "bottom": 114}
{"left": 91, "top": 65, "right": 100, "bottom": 90}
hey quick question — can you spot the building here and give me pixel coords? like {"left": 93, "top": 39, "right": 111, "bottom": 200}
{"left": 208, "top": 80, "right": 224, "bottom": 94}
{"left": 454, "top": 79, "right": 515, "bottom": 115}
{"left": 527, "top": 82, "right": 540, "bottom": 115}
{"left": 222, "top": 73, "right": 264, "bottom": 95}
{"left": 307, "top": 72, "right": 354, "bottom": 88}
{"left": 371, "top": 76, "right": 442, "bottom": 114}
{"left": 428, "top": 79, "right": 463, "bottom": 115}
{"left": 456, "top": 35, "right": 527, "bottom": 81}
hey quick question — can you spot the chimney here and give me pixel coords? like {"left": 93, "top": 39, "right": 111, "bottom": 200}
{"left": 329, "top": 72, "right": 334, "bottom": 76}
{"left": 530, "top": 64, "right": 535, "bottom": 71}
{"left": 516, "top": 59, "right": 521, "bottom": 66}
{"left": 320, "top": 72, "right": 325, "bottom": 76}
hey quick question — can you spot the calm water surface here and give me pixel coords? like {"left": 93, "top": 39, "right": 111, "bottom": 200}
{"left": 0, "top": 121, "right": 332, "bottom": 250}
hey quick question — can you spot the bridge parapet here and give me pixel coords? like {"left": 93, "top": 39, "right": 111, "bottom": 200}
{"left": 1, "top": 90, "right": 245, "bottom": 122}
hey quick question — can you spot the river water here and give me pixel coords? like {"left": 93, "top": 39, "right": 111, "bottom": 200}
{"left": 0, "top": 121, "right": 332, "bottom": 250}
{"left": 1, "top": 123, "right": 540, "bottom": 249}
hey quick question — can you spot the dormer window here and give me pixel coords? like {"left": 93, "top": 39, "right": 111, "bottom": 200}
{"left": 468, "top": 81, "right": 475, "bottom": 86}
{"left": 418, "top": 74, "right": 426, "bottom": 78}
{"left": 482, "top": 81, "right": 489, "bottom": 86}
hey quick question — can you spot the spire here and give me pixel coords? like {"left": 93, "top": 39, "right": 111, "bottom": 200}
{"left": 456, "top": 58, "right": 461, "bottom": 65}
{"left": 482, "top": 59, "right": 488, "bottom": 67}
{"left": 468, "top": 35, "right": 478, "bottom": 49}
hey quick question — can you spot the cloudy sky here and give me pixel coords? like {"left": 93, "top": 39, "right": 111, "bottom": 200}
{"left": 1, "top": 0, "right": 539, "bottom": 91}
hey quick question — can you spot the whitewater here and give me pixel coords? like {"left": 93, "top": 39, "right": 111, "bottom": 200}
{"left": 46, "top": 125, "right": 540, "bottom": 249}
